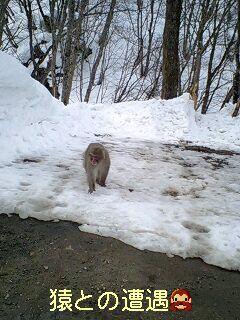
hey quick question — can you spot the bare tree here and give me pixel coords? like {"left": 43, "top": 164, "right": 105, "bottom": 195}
{"left": 233, "top": 0, "right": 240, "bottom": 117}
{"left": 201, "top": 0, "right": 236, "bottom": 114}
{"left": 84, "top": 0, "right": 116, "bottom": 102}
{"left": 21, "top": 0, "right": 38, "bottom": 76}
{"left": 0, "top": 0, "right": 10, "bottom": 48}
{"left": 189, "top": 0, "right": 213, "bottom": 109}
{"left": 48, "top": 0, "right": 68, "bottom": 98}
{"left": 112, "top": 0, "right": 163, "bottom": 103}
{"left": 161, "top": 0, "right": 183, "bottom": 99}
{"left": 61, "top": 0, "right": 89, "bottom": 105}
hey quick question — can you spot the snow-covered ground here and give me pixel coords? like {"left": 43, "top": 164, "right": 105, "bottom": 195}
{"left": 0, "top": 52, "right": 240, "bottom": 271}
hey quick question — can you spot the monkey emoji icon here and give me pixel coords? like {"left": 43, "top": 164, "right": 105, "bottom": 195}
{"left": 170, "top": 288, "right": 192, "bottom": 311}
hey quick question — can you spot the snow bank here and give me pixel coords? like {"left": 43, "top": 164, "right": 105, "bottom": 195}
{"left": 0, "top": 52, "right": 69, "bottom": 162}
{"left": 68, "top": 94, "right": 197, "bottom": 141}
{"left": 1, "top": 51, "right": 240, "bottom": 164}
{"left": 1, "top": 52, "right": 240, "bottom": 272}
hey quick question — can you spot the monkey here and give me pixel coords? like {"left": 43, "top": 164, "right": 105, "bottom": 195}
{"left": 83, "top": 143, "right": 110, "bottom": 193}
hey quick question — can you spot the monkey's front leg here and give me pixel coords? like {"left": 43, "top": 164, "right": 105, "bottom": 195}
{"left": 87, "top": 172, "right": 96, "bottom": 194}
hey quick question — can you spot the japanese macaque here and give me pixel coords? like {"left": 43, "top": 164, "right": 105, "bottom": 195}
{"left": 83, "top": 143, "right": 110, "bottom": 193}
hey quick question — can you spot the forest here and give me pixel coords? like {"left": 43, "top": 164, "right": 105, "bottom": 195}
{"left": 0, "top": 0, "right": 239, "bottom": 115}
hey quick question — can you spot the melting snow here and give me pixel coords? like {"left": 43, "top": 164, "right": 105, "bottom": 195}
{"left": 0, "top": 52, "right": 240, "bottom": 271}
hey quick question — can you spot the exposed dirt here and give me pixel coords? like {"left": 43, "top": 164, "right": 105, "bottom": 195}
{"left": 0, "top": 214, "right": 240, "bottom": 320}
{"left": 169, "top": 142, "right": 240, "bottom": 155}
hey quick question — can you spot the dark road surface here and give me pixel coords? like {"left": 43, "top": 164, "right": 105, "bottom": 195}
{"left": 0, "top": 214, "right": 240, "bottom": 320}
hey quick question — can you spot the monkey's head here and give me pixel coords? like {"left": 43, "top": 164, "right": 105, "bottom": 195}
{"left": 89, "top": 147, "right": 105, "bottom": 166}
{"left": 170, "top": 289, "right": 192, "bottom": 311}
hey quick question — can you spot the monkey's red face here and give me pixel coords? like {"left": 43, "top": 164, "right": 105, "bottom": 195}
{"left": 90, "top": 154, "right": 101, "bottom": 166}
{"left": 170, "top": 289, "right": 192, "bottom": 311}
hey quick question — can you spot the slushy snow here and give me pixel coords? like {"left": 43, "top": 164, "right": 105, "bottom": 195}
{"left": 0, "top": 52, "right": 240, "bottom": 271}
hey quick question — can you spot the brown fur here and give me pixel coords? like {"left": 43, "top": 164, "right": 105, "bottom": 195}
{"left": 83, "top": 143, "right": 110, "bottom": 193}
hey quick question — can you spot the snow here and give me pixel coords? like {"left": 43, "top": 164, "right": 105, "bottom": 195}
{"left": 0, "top": 52, "right": 240, "bottom": 271}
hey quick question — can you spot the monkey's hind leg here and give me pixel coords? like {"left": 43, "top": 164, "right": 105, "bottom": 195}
{"left": 96, "top": 172, "right": 106, "bottom": 187}
{"left": 99, "top": 180, "right": 106, "bottom": 187}
{"left": 98, "top": 169, "right": 109, "bottom": 187}
{"left": 96, "top": 177, "right": 100, "bottom": 185}
{"left": 96, "top": 176, "right": 106, "bottom": 187}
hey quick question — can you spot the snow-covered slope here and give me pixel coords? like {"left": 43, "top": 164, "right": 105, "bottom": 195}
{"left": 0, "top": 52, "right": 68, "bottom": 162}
{"left": 1, "top": 51, "right": 240, "bottom": 163}
{"left": 0, "top": 52, "right": 240, "bottom": 271}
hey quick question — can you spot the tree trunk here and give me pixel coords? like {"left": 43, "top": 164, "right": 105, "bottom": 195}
{"left": 62, "top": 0, "right": 88, "bottom": 106}
{"left": 0, "top": 0, "right": 10, "bottom": 48}
{"left": 232, "top": 100, "right": 240, "bottom": 117}
{"left": 61, "top": 0, "right": 76, "bottom": 105}
{"left": 161, "top": 0, "right": 182, "bottom": 99}
{"left": 232, "top": 0, "right": 240, "bottom": 117}
{"left": 190, "top": 0, "right": 210, "bottom": 110}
